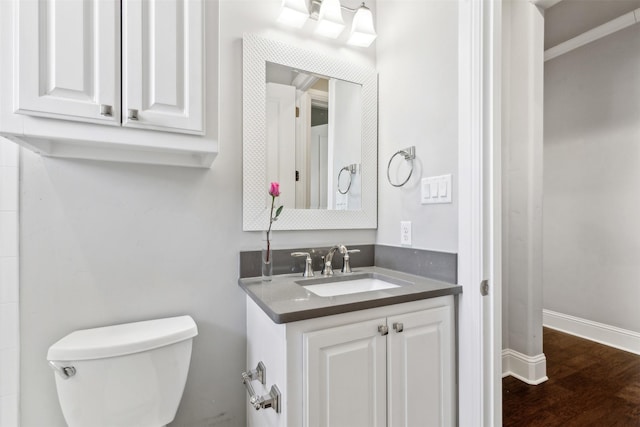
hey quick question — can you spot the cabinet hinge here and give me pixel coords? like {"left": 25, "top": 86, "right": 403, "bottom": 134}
{"left": 480, "top": 279, "right": 489, "bottom": 296}
{"left": 295, "top": 107, "right": 300, "bottom": 118}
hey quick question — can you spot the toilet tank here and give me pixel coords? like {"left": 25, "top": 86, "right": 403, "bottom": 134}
{"left": 47, "top": 315, "right": 198, "bottom": 427}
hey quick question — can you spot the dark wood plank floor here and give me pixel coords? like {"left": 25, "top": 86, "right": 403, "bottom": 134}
{"left": 503, "top": 328, "right": 640, "bottom": 426}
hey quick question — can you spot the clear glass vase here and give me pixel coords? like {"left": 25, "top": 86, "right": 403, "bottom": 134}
{"left": 261, "top": 231, "right": 273, "bottom": 281}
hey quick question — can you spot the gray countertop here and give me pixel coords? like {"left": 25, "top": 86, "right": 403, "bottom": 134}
{"left": 238, "top": 266, "right": 463, "bottom": 324}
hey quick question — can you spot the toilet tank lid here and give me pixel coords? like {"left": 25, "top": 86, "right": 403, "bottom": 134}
{"left": 47, "top": 315, "right": 198, "bottom": 361}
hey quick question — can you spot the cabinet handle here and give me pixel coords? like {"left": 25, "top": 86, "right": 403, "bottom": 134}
{"left": 100, "top": 104, "right": 113, "bottom": 117}
{"left": 128, "top": 109, "right": 139, "bottom": 121}
{"left": 393, "top": 322, "right": 404, "bottom": 333}
{"left": 378, "top": 325, "right": 389, "bottom": 336}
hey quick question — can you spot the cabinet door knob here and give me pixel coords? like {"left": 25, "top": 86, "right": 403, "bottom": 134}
{"left": 378, "top": 325, "right": 389, "bottom": 336}
{"left": 393, "top": 322, "right": 404, "bottom": 333}
{"left": 128, "top": 109, "right": 139, "bottom": 121}
{"left": 100, "top": 104, "right": 113, "bottom": 117}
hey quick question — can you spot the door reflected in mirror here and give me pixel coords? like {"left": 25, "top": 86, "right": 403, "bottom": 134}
{"left": 266, "top": 62, "right": 362, "bottom": 211}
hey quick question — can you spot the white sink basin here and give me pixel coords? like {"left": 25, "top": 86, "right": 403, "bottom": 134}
{"left": 297, "top": 274, "right": 411, "bottom": 297}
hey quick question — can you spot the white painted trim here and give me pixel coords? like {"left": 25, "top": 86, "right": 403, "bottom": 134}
{"left": 485, "top": 0, "right": 503, "bottom": 425}
{"left": 458, "top": 0, "right": 493, "bottom": 424}
{"left": 543, "top": 309, "right": 640, "bottom": 356}
{"left": 544, "top": 8, "right": 640, "bottom": 62}
{"left": 502, "top": 349, "right": 548, "bottom": 385}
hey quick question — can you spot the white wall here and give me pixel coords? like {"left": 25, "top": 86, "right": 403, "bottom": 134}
{"left": 375, "top": 0, "right": 459, "bottom": 253}
{"left": 0, "top": 138, "right": 19, "bottom": 427}
{"left": 18, "top": 1, "right": 376, "bottom": 426}
{"left": 543, "top": 24, "right": 640, "bottom": 333}
{"left": 501, "top": 0, "right": 545, "bottom": 358}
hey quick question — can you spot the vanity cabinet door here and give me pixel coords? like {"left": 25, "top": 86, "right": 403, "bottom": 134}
{"left": 303, "top": 318, "right": 387, "bottom": 427}
{"left": 122, "top": 0, "right": 204, "bottom": 135}
{"left": 387, "top": 306, "right": 455, "bottom": 427}
{"left": 15, "top": 0, "right": 120, "bottom": 125}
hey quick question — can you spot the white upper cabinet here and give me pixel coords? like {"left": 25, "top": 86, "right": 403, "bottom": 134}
{"left": 122, "top": 0, "right": 204, "bottom": 134}
{"left": 0, "top": 0, "right": 215, "bottom": 167}
{"left": 16, "top": 0, "right": 121, "bottom": 125}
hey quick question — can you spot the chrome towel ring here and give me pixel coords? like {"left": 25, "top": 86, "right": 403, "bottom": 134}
{"left": 337, "top": 164, "right": 358, "bottom": 195}
{"left": 387, "top": 146, "right": 416, "bottom": 187}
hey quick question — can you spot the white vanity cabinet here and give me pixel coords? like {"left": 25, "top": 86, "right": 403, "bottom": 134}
{"left": 304, "top": 317, "right": 387, "bottom": 426}
{"left": 0, "top": 0, "right": 215, "bottom": 168}
{"left": 245, "top": 296, "right": 456, "bottom": 427}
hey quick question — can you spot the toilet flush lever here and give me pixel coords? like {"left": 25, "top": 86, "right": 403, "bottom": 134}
{"left": 48, "top": 361, "right": 76, "bottom": 379}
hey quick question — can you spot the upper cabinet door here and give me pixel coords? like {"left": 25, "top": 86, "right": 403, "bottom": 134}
{"left": 15, "top": 0, "right": 121, "bottom": 125}
{"left": 122, "top": 0, "right": 205, "bottom": 135}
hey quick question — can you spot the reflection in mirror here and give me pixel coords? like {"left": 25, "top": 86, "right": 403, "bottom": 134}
{"left": 266, "top": 62, "right": 362, "bottom": 211}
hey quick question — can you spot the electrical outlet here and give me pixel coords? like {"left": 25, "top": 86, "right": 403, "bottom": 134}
{"left": 400, "top": 221, "right": 412, "bottom": 245}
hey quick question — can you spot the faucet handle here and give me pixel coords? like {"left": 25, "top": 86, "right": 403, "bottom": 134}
{"left": 291, "top": 252, "right": 314, "bottom": 277}
{"left": 341, "top": 249, "right": 360, "bottom": 273}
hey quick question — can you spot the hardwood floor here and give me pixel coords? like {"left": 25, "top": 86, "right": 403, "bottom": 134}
{"left": 503, "top": 328, "right": 640, "bottom": 426}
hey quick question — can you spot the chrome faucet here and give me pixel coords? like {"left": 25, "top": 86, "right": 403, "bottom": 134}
{"left": 321, "top": 245, "right": 360, "bottom": 276}
{"left": 321, "top": 245, "right": 347, "bottom": 276}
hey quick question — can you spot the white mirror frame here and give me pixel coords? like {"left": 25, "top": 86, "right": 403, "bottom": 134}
{"left": 242, "top": 34, "right": 378, "bottom": 231}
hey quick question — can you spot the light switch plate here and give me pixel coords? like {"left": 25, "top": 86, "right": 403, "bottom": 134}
{"left": 400, "top": 221, "right": 411, "bottom": 245}
{"left": 421, "top": 174, "right": 453, "bottom": 204}
{"left": 421, "top": 178, "right": 430, "bottom": 201}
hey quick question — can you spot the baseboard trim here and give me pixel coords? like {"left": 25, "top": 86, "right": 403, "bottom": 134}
{"left": 502, "top": 349, "right": 548, "bottom": 385}
{"left": 543, "top": 309, "right": 640, "bottom": 356}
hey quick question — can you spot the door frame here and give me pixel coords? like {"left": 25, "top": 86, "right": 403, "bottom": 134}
{"left": 457, "top": 0, "right": 502, "bottom": 425}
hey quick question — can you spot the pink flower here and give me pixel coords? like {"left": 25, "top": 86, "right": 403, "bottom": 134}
{"left": 265, "top": 182, "right": 283, "bottom": 264}
{"left": 269, "top": 182, "right": 280, "bottom": 197}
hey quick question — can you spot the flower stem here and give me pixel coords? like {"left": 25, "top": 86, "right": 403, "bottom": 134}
{"left": 266, "top": 195, "right": 275, "bottom": 262}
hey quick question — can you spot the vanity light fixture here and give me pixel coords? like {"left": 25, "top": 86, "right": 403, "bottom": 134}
{"left": 316, "top": 0, "right": 345, "bottom": 38}
{"left": 278, "top": 0, "right": 310, "bottom": 28}
{"left": 348, "top": 4, "right": 377, "bottom": 47}
{"left": 277, "top": 0, "right": 378, "bottom": 47}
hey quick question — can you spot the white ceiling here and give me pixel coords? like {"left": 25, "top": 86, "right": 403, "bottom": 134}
{"left": 544, "top": 0, "right": 640, "bottom": 49}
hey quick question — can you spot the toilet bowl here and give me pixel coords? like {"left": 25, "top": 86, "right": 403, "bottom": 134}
{"left": 47, "top": 315, "right": 198, "bottom": 427}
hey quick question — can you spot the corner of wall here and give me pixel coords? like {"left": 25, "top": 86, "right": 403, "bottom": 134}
{"left": 0, "top": 137, "right": 19, "bottom": 427}
{"left": 502, "top": 348, "right": 548, "bottom": 385}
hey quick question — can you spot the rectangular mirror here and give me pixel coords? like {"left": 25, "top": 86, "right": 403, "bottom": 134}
{"left": 243, "top": 34, "right": 377, "bottom": 230}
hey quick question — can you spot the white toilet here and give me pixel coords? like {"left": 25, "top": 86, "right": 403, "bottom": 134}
{"left": 47, "top": 315, "right": 198, "bottom": 427}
